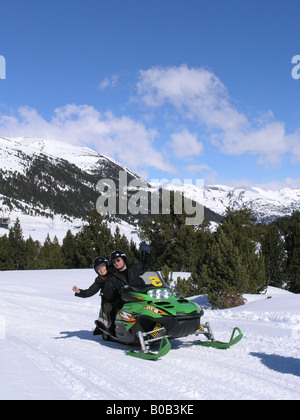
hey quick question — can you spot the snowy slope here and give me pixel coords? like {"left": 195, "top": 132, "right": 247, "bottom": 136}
{"left": 159, "top": 182, "right": 300, "bottom": 223}
{"left": 1, "top": 135, "right": 300, "bottom": 248}
{"left": 0, "top": 212, "right": 139, "bottom": 245}
{"left": 1, "top": 269, "right": 299, "bottom": 400}
{"left": 0, "top": 136, "right": 142, "bottom": 243}
{"left": 0, "top": 136, "right": 141, "bottom": 179}
{"left": 1, "top": 136, "right": 300, "bottom": 227}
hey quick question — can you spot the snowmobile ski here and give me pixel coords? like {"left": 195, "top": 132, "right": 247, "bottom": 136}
{"left": 126, "top": 337, "right": 171, "bottom": 360}
{"left": 194, "top": 327, "right": 243, "bottom": 349}
{"left": 95, "top": 320, "right": 171, "bottom": 360}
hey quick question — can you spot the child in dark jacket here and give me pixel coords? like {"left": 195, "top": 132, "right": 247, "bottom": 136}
{"left": 73, "top": 257, "right": 122, "bottom": 334}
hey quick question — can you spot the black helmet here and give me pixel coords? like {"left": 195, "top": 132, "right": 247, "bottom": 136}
{"left": 109, "top": 250, "right": 127, "bottom": 265}
{"left": 93, "top": 256, "right": 109, "bottom": 274}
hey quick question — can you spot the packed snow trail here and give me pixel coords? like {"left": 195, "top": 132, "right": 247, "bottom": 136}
{"left": 1, "top": 269, "right": 300, "bottom": 400}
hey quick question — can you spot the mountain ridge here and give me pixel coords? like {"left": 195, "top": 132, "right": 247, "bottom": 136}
{"left": 1, "top": 136, "right": 299, "bottom": 231}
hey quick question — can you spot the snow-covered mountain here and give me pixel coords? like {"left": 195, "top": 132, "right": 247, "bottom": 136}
{"left": 203, "top": 185, "right": 300, "bottom": 223}
{"left": 0, "top": 136, "right": 141, "bottom": 179}
{"left": 1, "top": 136, "right": 300, "bottom": 243}
{"left": 0, "top": 136, "right": 145, "bottom": 242}
{"left": 152, "top": 181, "right": 300, "bottom": 224}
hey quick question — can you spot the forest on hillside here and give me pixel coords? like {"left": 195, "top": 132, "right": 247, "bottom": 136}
{"left": 1, "top": 203, "right": 299, "bottom": 308}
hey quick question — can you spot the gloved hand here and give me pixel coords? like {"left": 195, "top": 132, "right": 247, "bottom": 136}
{"left": 140, "top": 241, "right": 151, "bottom": 253}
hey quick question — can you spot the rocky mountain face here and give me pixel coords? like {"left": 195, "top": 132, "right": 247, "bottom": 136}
{"left": 0, "top": 137, "right": 146, "bottom": 224}
{"left": 202, "top": 185, "right": 300, "bottom": 223}
{"left": 1, "top": 137, "right": 299, "bottom": 227}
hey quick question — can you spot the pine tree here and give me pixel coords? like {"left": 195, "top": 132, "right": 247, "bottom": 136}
{"left": 140, "top": 191, "right": 202, "bottom": 271}
{"left": 283, "top": 211, "right": 300, "bottom": 293}
{"left": 261, "top": 223, "right": 286, "bottom": 288}
{"left": 8, "top": 218, "right": 26, "bottom": 270}
{"left": 24, "top": 236, "right": 41, "bottom": 270}
{"left": 61, "top": 230, "right": 77, "bottom": 269}
{"left": 40, "top": 235, "right": 65, "bottom": 269}
{"left": 75, "top": 208, "right": 114, "bottom": 267}
{"left": 0, "top": 234, "right": 14, "bottom": 270}
{"left": 202, "top": 229, "right": 250, "bottom": 308}
{"left": 217, "top": 207, "right": 267, "bottom": 294}
{"left": 169, "top": 224, "right": 199, "bottom": 272}
{"left": 175, "top": 276, "right": 193, "bottom": 297}
{"left": 199, "top": 208, "right": 267, "bottom": 308}
{"left": 113, "top": 226, "right": 137, "bottom": 262}
{"left": 161, "top": 264, "right": 173, "bottom": 285}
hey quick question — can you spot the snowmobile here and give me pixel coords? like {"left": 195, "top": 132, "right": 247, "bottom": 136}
{"left": 95, "top": 271, "right": 243, "bottom": 360}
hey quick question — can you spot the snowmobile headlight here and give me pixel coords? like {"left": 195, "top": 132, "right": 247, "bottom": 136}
{"left": 148, "top": 289, "right": 173, "bottom": 299}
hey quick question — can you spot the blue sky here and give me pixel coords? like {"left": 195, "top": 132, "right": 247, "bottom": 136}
{"left": 0, "top": 0, "right": 299, "bottom": 189}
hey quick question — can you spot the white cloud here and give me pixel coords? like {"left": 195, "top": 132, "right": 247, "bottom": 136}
{"left": 256, "top": 178, "right": 300, "bottom": 190}
{"left": 98, "top": 74, "right": 120, "bottom": 90}
{"left": 288, "top": 131, "right": 300, "bottom": 163}
{"left": 0, "top": 104, "right": 175, "bottom": 175}
{"left": 137, "top": 64, "right": 298, "bottom": 164}
{"left": 170, "top": 128, "right": 203, "bottom": 158}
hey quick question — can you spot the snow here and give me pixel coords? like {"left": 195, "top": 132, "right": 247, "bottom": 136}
{"left": 0, "top": 210, "right": 140, "bottom": 245}
{"left": 0, "top": 211, "right": 85, "bottom": 244}
{"left": 159, "top": 181, "right": 300, "bottom": 222}
{"left": 1, "top": 269, "right": 299, "bottom": 400}
{"left": 2, "top": 136, "right": 300, "bottom": 229}
{"left": 0, "top": 136, "right": 142, "bottom": 178}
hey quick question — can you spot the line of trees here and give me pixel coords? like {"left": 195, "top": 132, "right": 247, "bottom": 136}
{"left": 139, "top": 200, "right": 300, "bottom": 305}
{"left": 0, "top": 209, "right": 140, "bottom": 271}
{"left": 1, "top": 204, "right": 299, "bottom": 308}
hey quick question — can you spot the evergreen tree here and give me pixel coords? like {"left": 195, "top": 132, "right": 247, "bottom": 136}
{"left": 24, "top": 236, "right": 42, "bottom": 270}
{"left": 201, "top": 229, "right": 250, "bottom": 308}
{"left": 174, "top": 274, "right": 203, "bottom": 298}
{"left": 112, "top": 226, "right": 137, "bottom": 262}
{"left": 140, "top": 192, "right": 204, "bottom": 271}
{"left": 199, "top": 208, "right": 267, "bottom": 308}
{"left": 161, "top": 264, "right": 172, "bottom": 286}
{"left": 217, "top": 207, "right": 267, "bottom": 293}
{"left": 261, "top": 223, "right": 286, "bottom": 288}
{"left": 174, "top": 276, "right": 192, "bottom": 297}
{"left": 8, "top": 218, "right": 26, "bottom": 270}
{"left": 283, "top": 211, "right": 300, "bottom": 293}
{"left": 169, "top": 224, "right": 199, "bottom": 272}
{"left": 61, "top": 230, "right": 77, "bottom": 269}
{"left": 129, "top": 238, "right": 140, "bottom": 263}
{"left": 0, "top": 234, "right": 14, "bottom": 270}
{"left": 75, "top": 208, "right": 114, "bottom": 268}
{"left": 40, "top": 235, "right": 65, "bottom": 269}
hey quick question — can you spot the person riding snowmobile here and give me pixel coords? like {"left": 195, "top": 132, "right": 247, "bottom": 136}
{"left": 73, "top": 257, "right": 123, "bottom": 334}
{"left": 94, "top": 242, "right": 152, "bottom": 335}
{"left": 110, "top": 241, "right": 152, "bottom": 289}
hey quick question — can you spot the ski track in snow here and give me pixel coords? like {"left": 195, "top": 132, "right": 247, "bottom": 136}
{"left": 1, "top": 269, "right": 300, "bottom": 400}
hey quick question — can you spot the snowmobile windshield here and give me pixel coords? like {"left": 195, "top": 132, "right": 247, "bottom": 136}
{"left": 139, "top": 271, "right": 170, "bottom": 289}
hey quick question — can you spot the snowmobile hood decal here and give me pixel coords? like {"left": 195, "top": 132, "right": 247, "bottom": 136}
{"left": 119, "top": 311, "right": 136, "bottom": 323}
{"left": 144, "top": 305, "right": 168, "bottom": 316}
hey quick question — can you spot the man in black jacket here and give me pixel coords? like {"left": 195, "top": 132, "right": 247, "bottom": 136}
{"left": 109, "top": 242, "right": 152, "bottom": 288}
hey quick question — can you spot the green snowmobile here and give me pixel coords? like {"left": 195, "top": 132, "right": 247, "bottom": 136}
{"left": 95, "top": 271, "right": 243, "bottom": 360}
